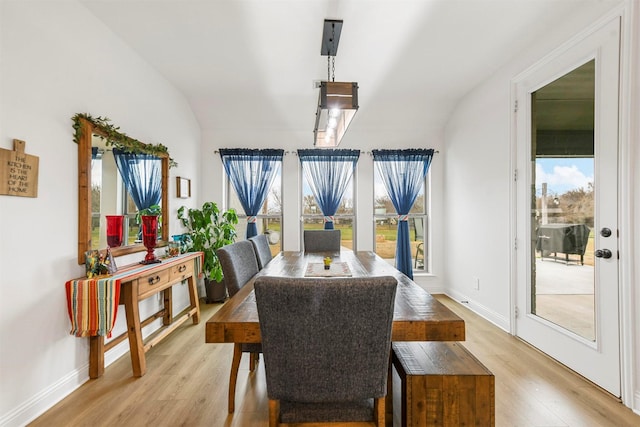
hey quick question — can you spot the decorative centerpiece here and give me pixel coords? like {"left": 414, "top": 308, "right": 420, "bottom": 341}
{"left": 165, "top": 241, "right": 180, "bottom": 258}
{"left": 105, "top": 215, "right": 124, "bottom": 247}
{"left": 138, "top": 205, "right": 162, "bottom": 264}
{"left": 85, "top": 247, "right": 117, "bottom": 278}
{"left": 323, "top": 256, "right": 332, "bottom": 270}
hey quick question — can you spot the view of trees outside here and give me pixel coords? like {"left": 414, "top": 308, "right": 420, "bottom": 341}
{"left": 535, "top": 183, "right": 594, "bottom": 226}
{"left": 373, "top": 168, "right": 427, "bottom": 270}
{"left": 228, "top": 168, "right": 283, "bottom": 255}
{"left": 301, "top": 176, "right": 354, "bottom": 249}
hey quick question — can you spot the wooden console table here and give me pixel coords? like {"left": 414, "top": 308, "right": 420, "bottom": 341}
{"left": 66, "top": 252, "right": 202, "bottom": 378}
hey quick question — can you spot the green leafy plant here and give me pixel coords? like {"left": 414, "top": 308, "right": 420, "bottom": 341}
{"left": 136, "top": 204, "right": 162, "bottom": 223}
{"left": 177, "top": 202, "right": 238, "bottom": 282}
{"left": 72, "top": 113, "right": 178, "bottom": 167}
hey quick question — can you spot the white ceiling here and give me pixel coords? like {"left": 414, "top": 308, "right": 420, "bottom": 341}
{"left": 80, "top": 0, "right": 598, "bottom": 138}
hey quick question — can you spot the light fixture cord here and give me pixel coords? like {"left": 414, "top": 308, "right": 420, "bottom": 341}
{"left": 327, "top": 56, "right": 335, "bottom": 82}
{"left": 327, "top": 23, "right": 336, "bottom": 82}
{"left": 332, "top": 57, "right": 335, "bottom": 82}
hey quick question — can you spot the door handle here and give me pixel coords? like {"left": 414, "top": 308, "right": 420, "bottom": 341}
{"left": 600, "top": 227, "right": 612, "bottom": 237}
{"left": 595, "top": 249, "right": 612, "bottom": 259}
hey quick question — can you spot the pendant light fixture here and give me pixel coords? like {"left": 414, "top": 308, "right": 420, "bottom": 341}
{"left": 313, "top": 19, "right": 359, "bottom": 148}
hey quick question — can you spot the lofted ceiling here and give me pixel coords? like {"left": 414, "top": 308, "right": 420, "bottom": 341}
{"left": 80, "top": 0, "right": 602, "bottom": 141}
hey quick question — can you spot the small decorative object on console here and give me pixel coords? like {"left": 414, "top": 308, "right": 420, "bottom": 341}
{"left": 85, "top": 248, "right": 117, "bottom": 278}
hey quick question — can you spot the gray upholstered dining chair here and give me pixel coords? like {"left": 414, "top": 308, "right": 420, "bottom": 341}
{"left": 249, "top": 234, "right": 273, "bottom": 270}
{"left": 254, "top": 275, "right": 397, "bottom": 427}
{"left": 216, "top": 240, "right": 261, "bottom": 413}
{"left": 302, "top": 229, "right": 341, "bottom": 253}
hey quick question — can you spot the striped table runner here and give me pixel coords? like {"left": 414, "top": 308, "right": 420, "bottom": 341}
{"left": 65, "top": 252, "right": 203, "bottom": 337}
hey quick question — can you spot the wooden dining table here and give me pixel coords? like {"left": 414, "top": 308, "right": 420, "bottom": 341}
{"left": 205, "top": 250, "right": 465, "bottom": 344}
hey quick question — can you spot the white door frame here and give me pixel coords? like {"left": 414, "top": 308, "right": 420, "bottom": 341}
{"left": 509, "top": 4, "right": 636, "bottom": 408}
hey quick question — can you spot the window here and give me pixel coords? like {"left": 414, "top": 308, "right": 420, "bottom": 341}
{"left": 373, "top": 169, "right": 428, "bottom": 272}
{"left": 91, "top": 150, "right": 156, "bottom": 248}
{"left": 298, "top": 149, "right": 359, "bottom": 250}
{"left": 226, "top": 159, "right": 283, "bottom": 255}
{"left": 301, "top": 171, "right": 355, "bottom": 250}
{"left": 372, "top": 149, "right": 434, "bottom": 277}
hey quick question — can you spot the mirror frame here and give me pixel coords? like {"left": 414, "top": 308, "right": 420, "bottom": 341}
{"left": 77, "top": 117, "right": 169, "bottom": 264}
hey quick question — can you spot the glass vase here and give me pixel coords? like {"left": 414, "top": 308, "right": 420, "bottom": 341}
{"left": 105, "top": 215, "right": 124, "bottom": 248}
{"left": 140, "top": 215, "right": 161, "bottom": 264}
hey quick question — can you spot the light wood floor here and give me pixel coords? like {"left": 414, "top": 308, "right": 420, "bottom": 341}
{"left": 29, "top": 295, "right": 640, "bottom": 427}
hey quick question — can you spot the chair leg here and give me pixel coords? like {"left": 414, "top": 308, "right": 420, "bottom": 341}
{"left": 268, "top": 399, "right": 280, "bottom": 427}
{"left": 374, "top": 396, "right": 385, "bottom": 427}
{"left": 249, "top": 352, "right": 259, "bottom": 372}
{"left": 228, "top": 343, "right": 242, "bottom": 413}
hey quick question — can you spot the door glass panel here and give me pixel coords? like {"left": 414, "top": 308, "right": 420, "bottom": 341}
{"left": 530, "top": 60, "right": 595, "bottom": 341}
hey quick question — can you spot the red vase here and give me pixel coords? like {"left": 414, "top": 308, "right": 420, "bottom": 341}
{"left": 140, "top": 215, "right": 161, "bottom": 264}
{"left": 105, "top": 215, "right": 124, "bottom": 247}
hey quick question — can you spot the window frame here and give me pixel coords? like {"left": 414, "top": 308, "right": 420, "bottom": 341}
{"left": 225, "top": 160, "right": 283, "bottom": 250}
{"left": 299, "top": 163, "right": 357, "bottom": 251}
{"left": 373, "top": 166, "right": 431, "bottom": 273}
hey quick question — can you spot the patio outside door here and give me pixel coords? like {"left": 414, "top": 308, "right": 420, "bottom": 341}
{"left": 513, "top": 18, "right": 620, "bottom": 396}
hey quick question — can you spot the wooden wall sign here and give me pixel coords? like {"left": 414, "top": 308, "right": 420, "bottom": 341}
{"left": 0, "top": 139, "right": 39, "bottom": 198}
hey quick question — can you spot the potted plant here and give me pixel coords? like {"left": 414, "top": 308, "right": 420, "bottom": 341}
{"left": 177, "top": 202, "right": 238, "bottom": 302}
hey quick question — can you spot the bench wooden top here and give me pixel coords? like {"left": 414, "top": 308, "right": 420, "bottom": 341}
{"left": 393, "top": 341, "right": 493, "bottom": 376}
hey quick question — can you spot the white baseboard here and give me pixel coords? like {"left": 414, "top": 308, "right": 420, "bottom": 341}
{"left": 444, "top": 288, "right": 511, "bottom": 332}
{"left": 1, "top": 334, "right": 133, "bottom": 427}
{"left": 634, "top": 391, "right": 640, "bottom": 416}
{"left": 0, "top": 367, "right": 85, "bottom": 427}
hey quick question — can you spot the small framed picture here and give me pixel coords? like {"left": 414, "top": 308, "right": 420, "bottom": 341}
{"left": 177, "top": 177, "right": 191, "bottom": 199}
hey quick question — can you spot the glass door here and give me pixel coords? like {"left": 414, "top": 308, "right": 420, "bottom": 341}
{"left": 514, "top": 18, "right": 621, "bottom": 396}
{"left": 531, "top": 60, "right": 596, "bottom": 341}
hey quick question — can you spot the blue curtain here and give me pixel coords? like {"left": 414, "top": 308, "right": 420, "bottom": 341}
{"left": 219, "top": 149, "right": 284, "bottom": 238}
{"left": 298, "top": 149, "right": 360, "bottom": 230}
{"left": 372, "top": 149, "right": 434, "bottom": 279}
{"left": 112, "top": 148, "right": 162, "bottom": 212}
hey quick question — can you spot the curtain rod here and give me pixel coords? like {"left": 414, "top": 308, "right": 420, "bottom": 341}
{"left": 213, "top": 150, "right": 439, "bottom": 155}
{"left": 366, "top": 150, "right": 439, "bottom": 155}
{"left": 214, "top": 150, "right": 293, "bottom": 154}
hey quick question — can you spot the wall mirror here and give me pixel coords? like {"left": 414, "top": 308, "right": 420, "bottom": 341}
{"left": 75, "top": 115, "right": 170, "bottom": 264}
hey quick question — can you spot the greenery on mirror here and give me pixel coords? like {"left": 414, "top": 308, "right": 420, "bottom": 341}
{"left": 72, "top": 113, "right": 178, "bottom": 167}
{"left": 177, "top": 202, "right": 238, "bottom": 283}
{"left": 136, "top": 204, "right": 162, "bottom": 221}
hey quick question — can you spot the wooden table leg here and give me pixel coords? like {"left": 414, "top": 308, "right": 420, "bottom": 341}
{"left": 187, "top": 275, "right": 200, "bottom": 324}
{"left": 123, "top": 282, "right": 145, "bottom": 377}
{"left": 89, "top": 335, "right": 104, "bottom": 378}
{"left": 163, "top": 286, "right": 173, "bottom": 326}
{"left": 386, "top": 351, "right": 393, "bottom": 426}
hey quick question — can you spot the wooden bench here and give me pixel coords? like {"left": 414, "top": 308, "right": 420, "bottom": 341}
{"left": 392, "top": 341, "right": 495, "bottom": 426}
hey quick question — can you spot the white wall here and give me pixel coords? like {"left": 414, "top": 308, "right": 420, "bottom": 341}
{"left": 0, "top": 2, "right": 201, "bottom": 425}
{"left": 443, "top": 0, "right": 638, "bottom": 411}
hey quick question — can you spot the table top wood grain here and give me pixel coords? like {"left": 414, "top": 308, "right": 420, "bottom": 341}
{"left": 205, "top": 250, "right": 465, "bottom": 343}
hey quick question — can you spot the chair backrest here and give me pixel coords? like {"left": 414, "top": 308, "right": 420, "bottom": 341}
{"left": 217, "top": 240, "right": 260, "bottom": 298}
{"left": 414, "top": 217, "right": 424, "bottom": 241}
{"left": 303, "top": 229, "right": 341, "bottom": 253}
{"left": 254, "top": 275, "right": 397, "bottom": 403}
{"left": 249, "top": 234, "right": 273, "bottom": 270}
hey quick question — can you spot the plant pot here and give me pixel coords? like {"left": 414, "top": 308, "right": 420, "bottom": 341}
{"left": 204, "top": 277, "right": 227, "bottom": 303}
